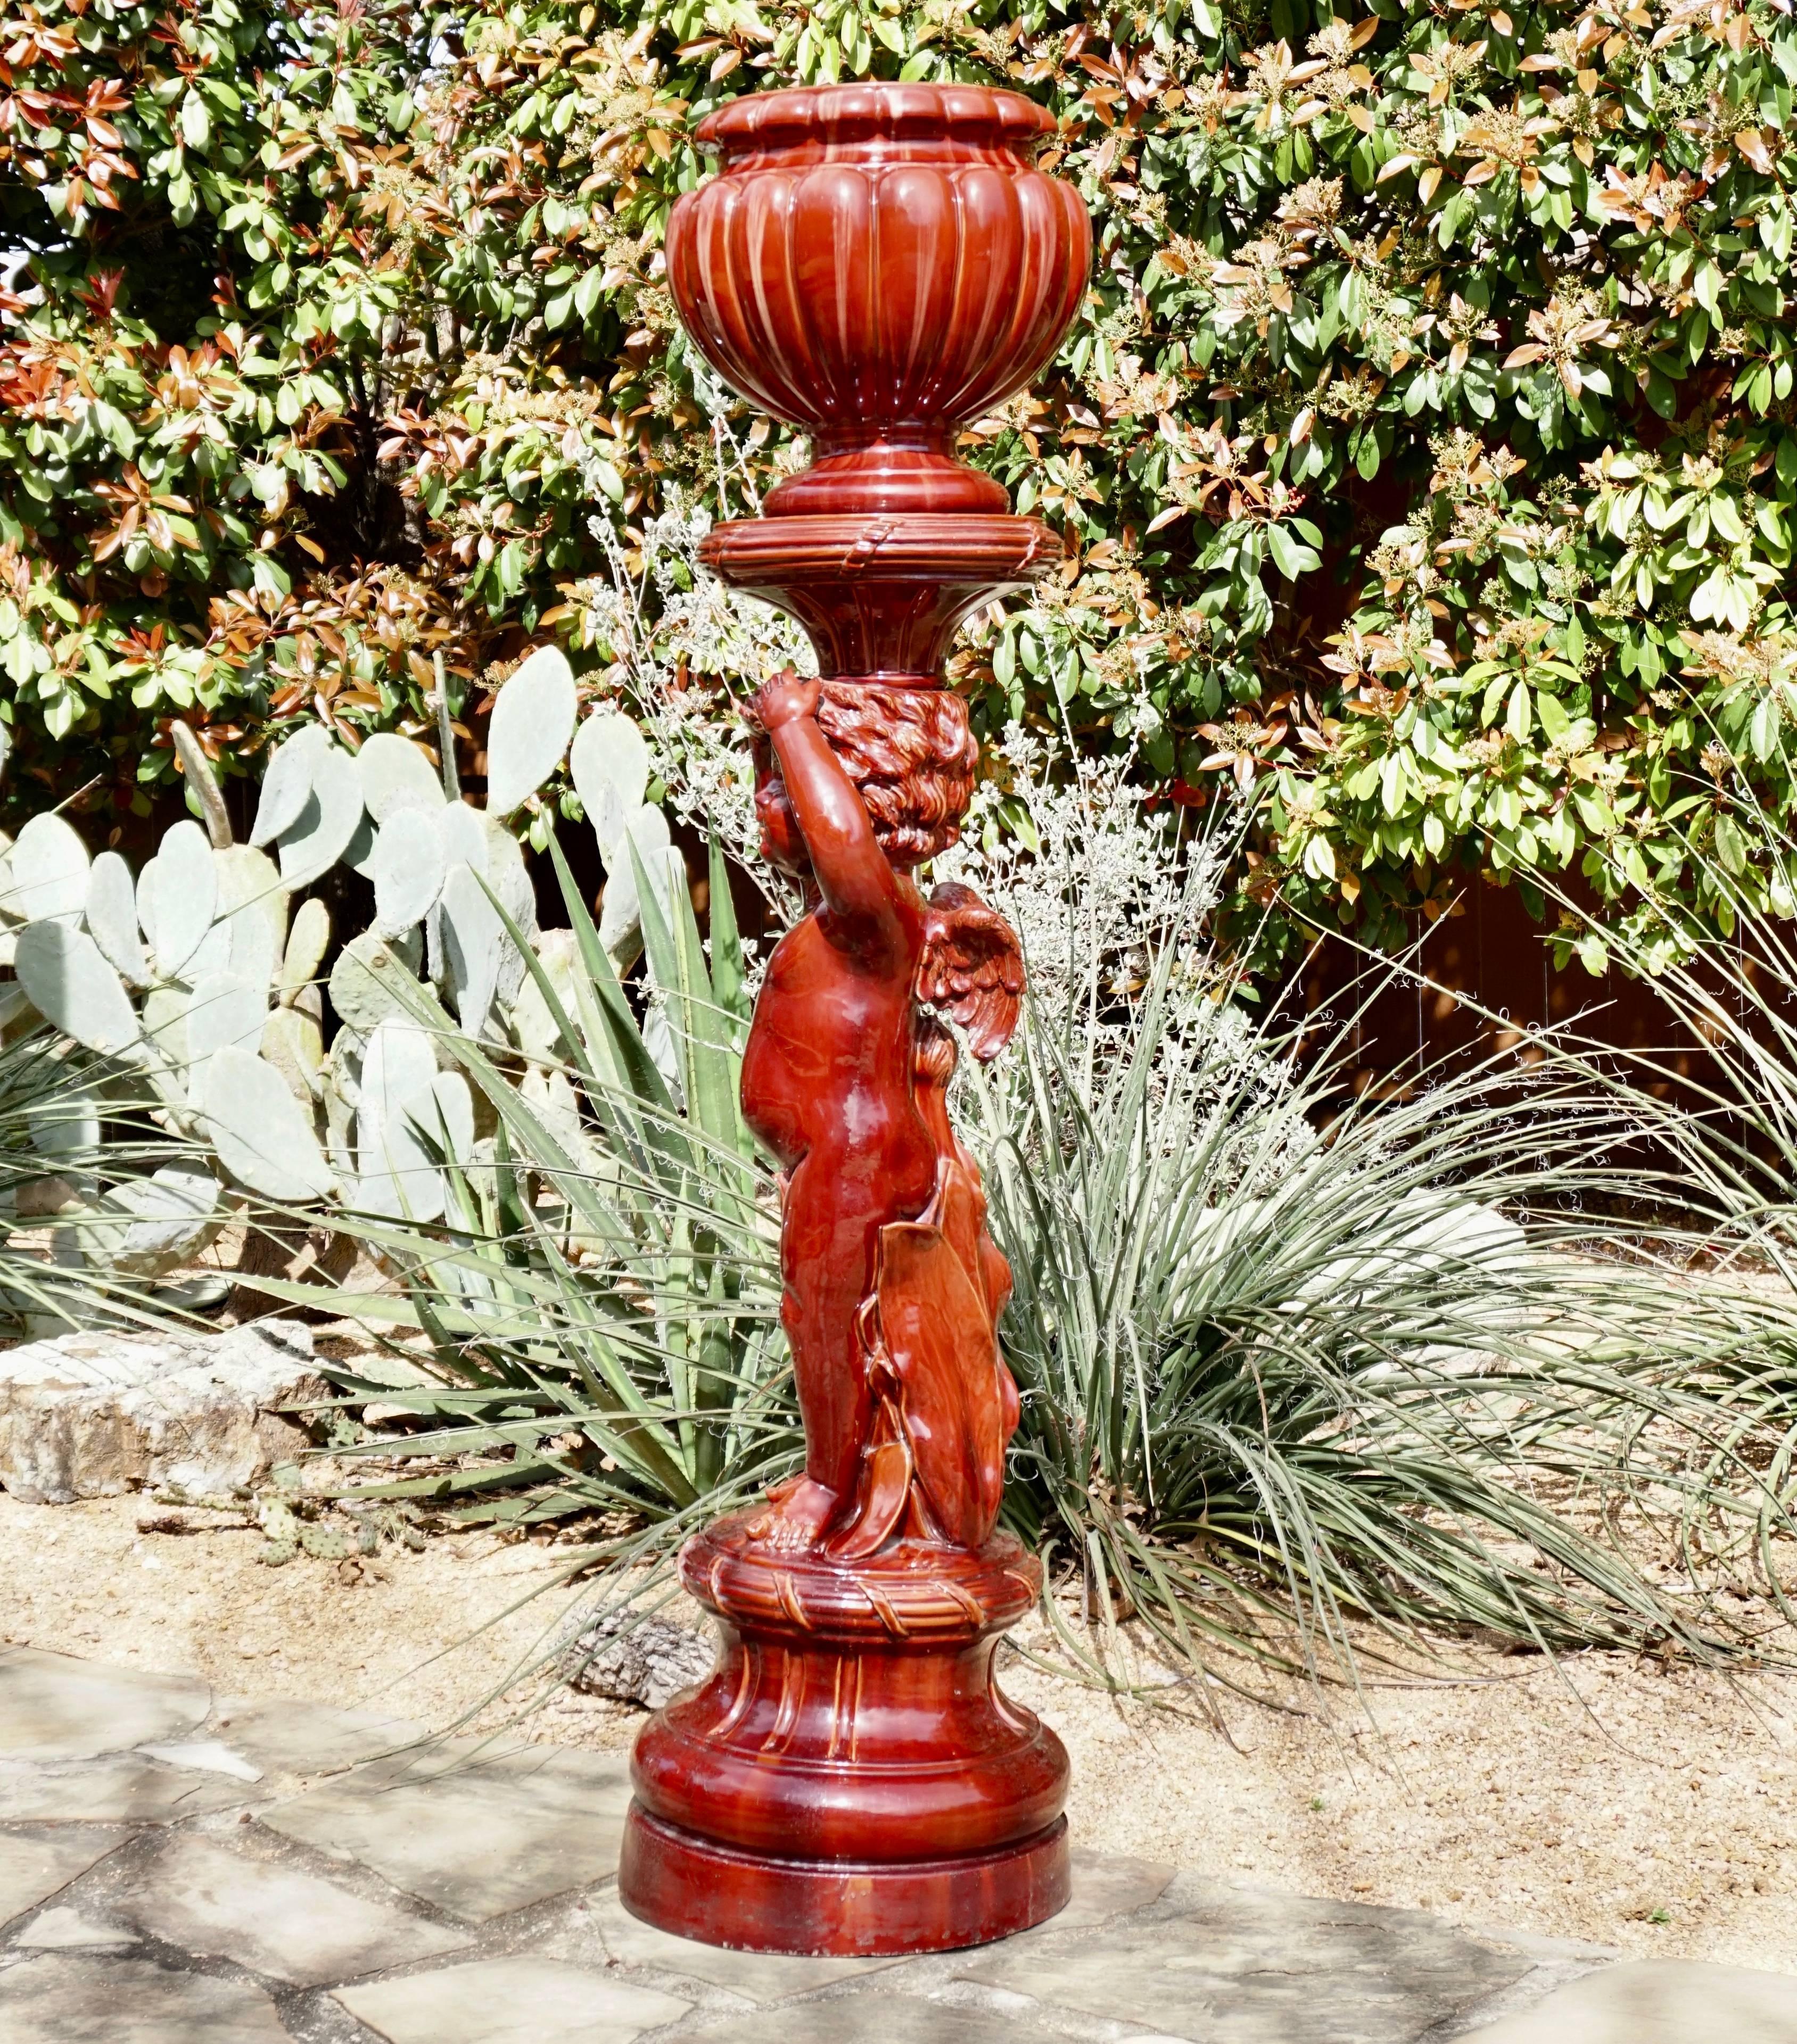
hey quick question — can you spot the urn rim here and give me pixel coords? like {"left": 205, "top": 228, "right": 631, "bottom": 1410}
{"left": 693, "top": 82, "right": 1056, "bottom": 161}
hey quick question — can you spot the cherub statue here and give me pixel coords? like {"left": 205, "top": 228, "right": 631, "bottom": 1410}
{"left": 743, "top": 672, "right": 1024, "bottom": 1555}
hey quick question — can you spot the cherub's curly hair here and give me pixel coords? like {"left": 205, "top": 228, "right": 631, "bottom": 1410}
{"left": 814, "top": 682, "right": 977, "bottom": 866}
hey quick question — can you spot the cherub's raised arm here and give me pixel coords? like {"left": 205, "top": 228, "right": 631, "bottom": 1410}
{"left": 755, "top": 675, "right": 904, "bottom": 939}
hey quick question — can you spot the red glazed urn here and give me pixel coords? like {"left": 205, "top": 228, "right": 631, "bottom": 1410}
{"left": 666, "top": 84, "right": 1091, "bottom": 518}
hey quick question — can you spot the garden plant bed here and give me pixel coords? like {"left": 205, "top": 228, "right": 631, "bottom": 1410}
{"left": 8, "top": 0, "right": 1797, "bottom": 2025}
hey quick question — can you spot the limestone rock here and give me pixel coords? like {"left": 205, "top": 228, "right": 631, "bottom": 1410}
{"left": 563, "top": 1609, "right": 714, "bottom": 1710}
{"left": 0, "top": 1320, "right": 326, "bottom": 1503}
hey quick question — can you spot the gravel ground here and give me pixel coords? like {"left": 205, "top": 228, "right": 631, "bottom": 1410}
{"left": 4, "top": 1489, "right": 1795, "bottom": 1974}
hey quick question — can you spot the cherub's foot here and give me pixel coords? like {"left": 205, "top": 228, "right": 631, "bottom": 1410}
{"left": 748, "top": 1477, "right": 839, "bottom": 1553}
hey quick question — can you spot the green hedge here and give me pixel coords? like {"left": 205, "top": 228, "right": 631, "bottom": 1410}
{"left": 2, "top": 0, "right": 1793, "bottom": 964}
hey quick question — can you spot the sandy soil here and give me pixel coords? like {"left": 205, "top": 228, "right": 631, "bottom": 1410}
{"left": 5, "top": 1490, "right": 1796, "bottom": 1975}
{"left": 0, "top": 1491, "right": 603, "bottom": 1736}
{"left": 1003, "top": 1649, "right": 1797, "bottom": 1973}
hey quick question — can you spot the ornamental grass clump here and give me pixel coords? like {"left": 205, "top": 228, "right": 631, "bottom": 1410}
{"left": 1524, "top": 816, "right": 1797, "bottom": 1613}
{"left": 297, "top": 825, "right": 792, "bottom": 1544}
{"left": 0, "top": 1028, "right": 214, "bottom": 1335}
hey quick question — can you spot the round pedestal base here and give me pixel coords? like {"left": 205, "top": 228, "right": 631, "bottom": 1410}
{"left": 619, "top": 1806, "right": 1070, "bottom": 1956}
{"left": 624, "top": 1513, "right": 1070, "bottom": 1955}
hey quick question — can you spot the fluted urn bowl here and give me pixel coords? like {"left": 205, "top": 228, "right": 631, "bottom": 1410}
{"left": 666, "top": 85, "right": 1091, "bottom": 517}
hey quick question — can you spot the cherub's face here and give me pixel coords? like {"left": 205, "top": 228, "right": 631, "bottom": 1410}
{"left": 752, "top": 738, "right": 810, "bottom": 876}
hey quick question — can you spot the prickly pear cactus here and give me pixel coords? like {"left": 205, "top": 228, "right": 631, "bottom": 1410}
{"left": 0, "top": 646, "right": 670, "bottom": 1270}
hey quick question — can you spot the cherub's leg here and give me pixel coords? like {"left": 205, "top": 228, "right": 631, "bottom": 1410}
{"left": 752, "top": 1149, "right": 878, "bottom": 1552}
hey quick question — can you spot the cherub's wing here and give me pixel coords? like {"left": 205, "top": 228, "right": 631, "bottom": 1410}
{"left": 917, "top": 882, "right": 1025, "bottom": 1062}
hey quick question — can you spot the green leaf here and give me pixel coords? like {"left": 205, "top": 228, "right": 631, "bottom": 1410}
{"left": 1536, "top": 690, "right": 1570, "bottom": 743}
{"left": 1265, "top": 523, "right": 1321, "bottom": 580}
{"left": 539, "top": 828, "right": 688, "bottom": 1190}
{"left": 706, "top": 836, "right": 752, "bottom": 1039}
{"left": 1711, "top": 494, "right": 1747, "bottom": 544}
{"left": 1480, "top": 673, "right": 1511, "bottom": 727}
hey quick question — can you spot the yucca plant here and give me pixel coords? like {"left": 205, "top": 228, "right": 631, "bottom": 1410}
{"left": 944, "top": 739, "right": 1791, "bottom": 1692}
{"left": 968, "top": 944, "right": 1785, "bottom": 1698}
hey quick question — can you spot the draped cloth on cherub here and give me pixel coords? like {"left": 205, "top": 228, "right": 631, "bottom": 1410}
{"left": 829, "top": 883, "right": 1024, "bottom": 1559}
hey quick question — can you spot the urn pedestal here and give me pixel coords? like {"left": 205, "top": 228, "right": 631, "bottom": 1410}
{"left": 619, "top": 83, "right": 1091, "bottom": 1958}
{"left": 621, "top": 1515, "right": 1068, "bottom": 1954}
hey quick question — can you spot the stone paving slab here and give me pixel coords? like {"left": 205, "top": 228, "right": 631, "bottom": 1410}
{"left": 660, "top": 1993, "right": 1036, "bottom": 2042}
{"left": 960, "top": 1882, "right": 1532, "bottom": 2042}
{"left": 588, "top": 1885, "right": 905, "bottom": 2001}
{"left": 134, "top": 1737, "right": 263, "bottom": 1783}
{"left": 335, "top": 1955, "right": 693, "bottom": 2043}
{"left": 261, "top": 1743, "right": 633, "bottom": 1922}
{"left": 14, "top": 1904, "right": 138, "bottom": 1948}
{"left": 1015, "top": 1845, "right": 1176, "bottom": 1933}
{"left": 0, "top": 1826, "right": 122, "bottom": 1922}
{"left": 0, "top": 1951, "right": 290, "bottom": 2042}
{"left": 0, "top": 1648, "right": 208, "bottom": 1760}
{"left": 0, "top": 1755, "right": 254, "bottom": 1822}
{"left": 1455, "top": 1958, "right": 1797, "bottom": 2041}
{"left": 211, "top": 1695, "right": 426, "bottom": 1777}
{"left": 119, "top": 1832, "right": 473, "bottom": 1985}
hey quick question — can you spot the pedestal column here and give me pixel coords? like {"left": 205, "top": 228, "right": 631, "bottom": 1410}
{"left": 619, "top": 81, "right": 1091, "bottom": 1958}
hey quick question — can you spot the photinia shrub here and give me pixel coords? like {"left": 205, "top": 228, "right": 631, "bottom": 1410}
{"left": 1, "top": 0, "right": 1793, "bottom": 967}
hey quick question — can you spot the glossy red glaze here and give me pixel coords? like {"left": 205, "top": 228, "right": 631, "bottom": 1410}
{"left": 623, "top": 85, "right": 1086, "bottom": 1957}
{"left": 666, "top": 84, "right": 1089, "bottom": 520}
{"left": 699, "top": 512, "right": 1060, "bottom": 681}
{"left": 632, "top": 1518, "right": 1065, "bottom": 1864}
{"left": 620, "top": 1811, "right": 1070, "bottom": 1958}
{"left": 670, "top": 79, "right": 1090, "bottom": 676}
